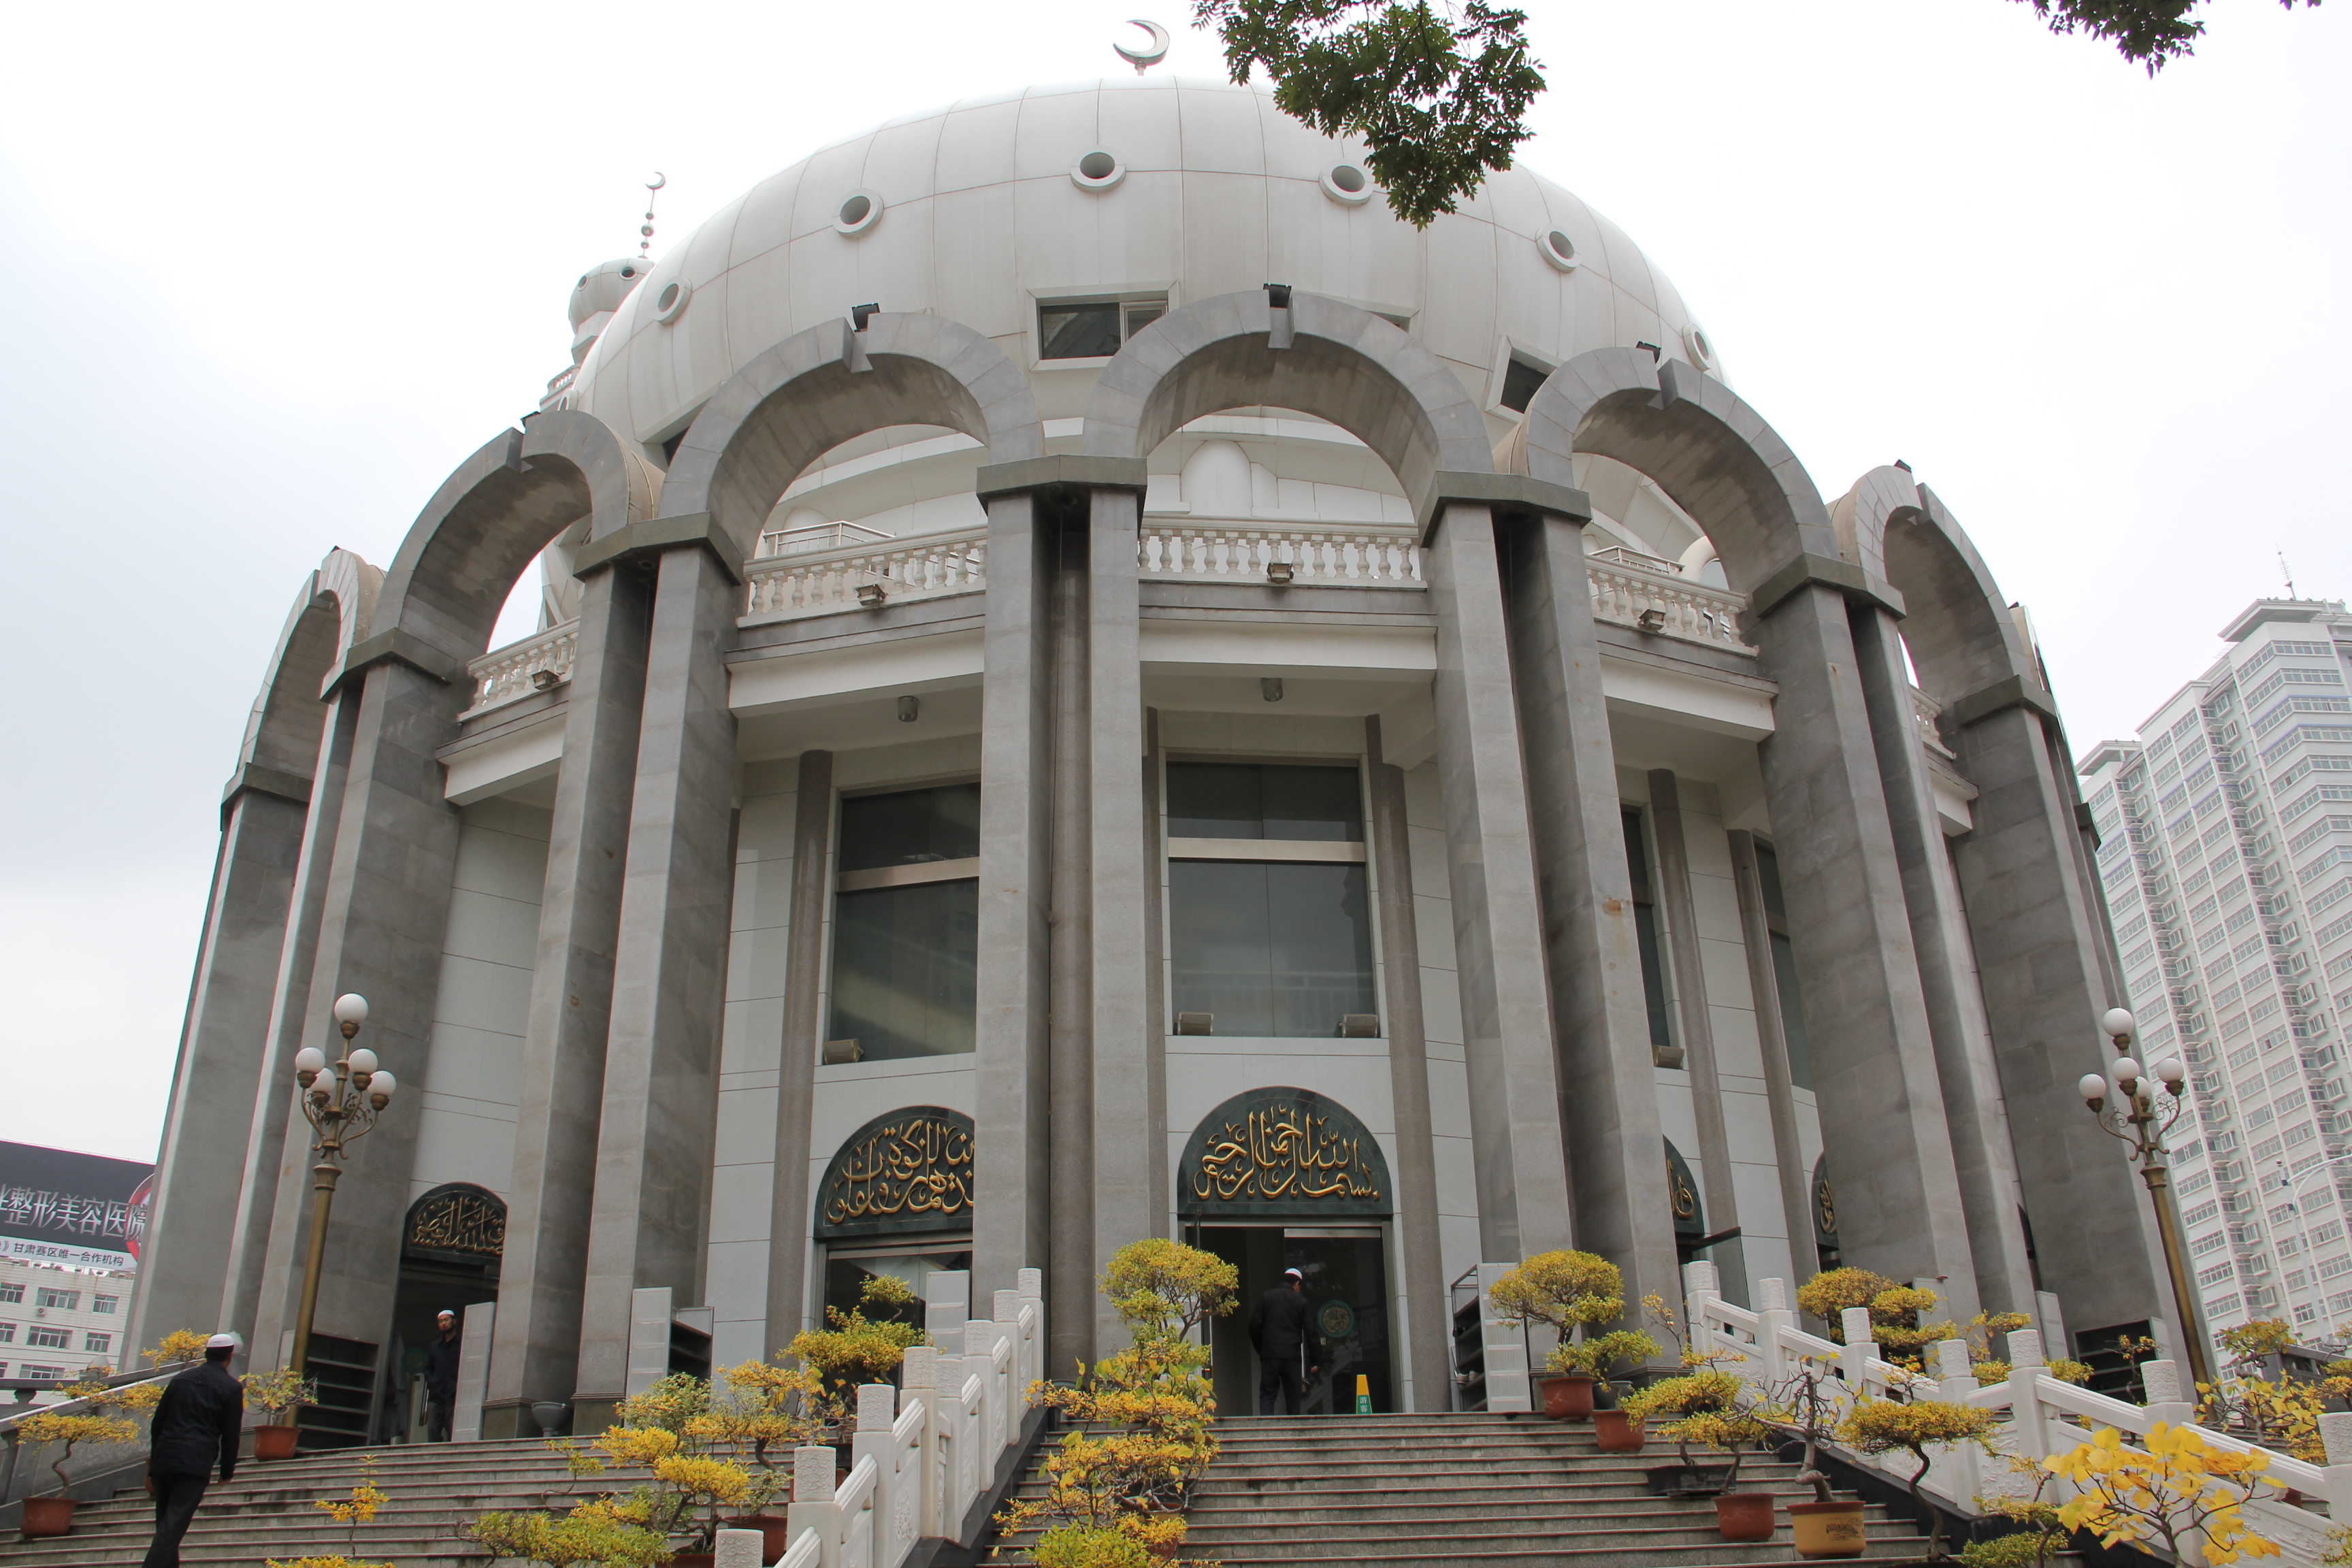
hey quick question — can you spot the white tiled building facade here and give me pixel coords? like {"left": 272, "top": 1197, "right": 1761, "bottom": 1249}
{"left": 0, "top": 1257, "right": 133, "bottom": 1382}
{"left": 2080, "top": 599, "right": 2352, "bottom": 1337}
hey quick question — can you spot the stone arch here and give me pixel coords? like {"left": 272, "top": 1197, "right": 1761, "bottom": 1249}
{"left": 1832, "top": 466, "right": 2042, "bottom": 706}
{"left": 1499, "top": 346, "right": 1838, "bottom": 595}
{"left": 235, "top": 547, "right": 380, "bottom": 796}
{"left": 1081, "top": 291, "right": 1492, "bottom": 527}
{"left": 659, "top": 314, "right": 1046, "bottom": 562}
{"left": 362, "top": 408, "right": 662, "bottom": 678}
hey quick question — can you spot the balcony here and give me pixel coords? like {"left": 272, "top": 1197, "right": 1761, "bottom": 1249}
{"left": 461, "top": 621, "right": 578, "bottom": 719}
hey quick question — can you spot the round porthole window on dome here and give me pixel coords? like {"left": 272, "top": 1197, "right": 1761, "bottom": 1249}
{"left": 1321, "top": 162, "right": 1373, "bottom": 206}
{"left": 1684, "top": 326, "right": 1715, "bottom": 370}
{"left": 1070, "top": 148, "right": 1125, "bottom": 191}
{"left": 654, "top": 277, "right": 692, "bottom": 324}
{"left": 834, "top": 189, "right": 883, "bottom": 237}
{"left": 1538, "top": 229, "right": 1580, "bottom": 273}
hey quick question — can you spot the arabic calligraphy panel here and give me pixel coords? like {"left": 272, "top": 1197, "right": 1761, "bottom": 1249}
{"left": 814, "top": 1106, "right": 976, "bottom": 1239}
{"left": 1177, "top": 1087, "right": 1392, "bottom": 1218}
{"left": 402, "top": 1183, "right": 507, "bottom": 1263}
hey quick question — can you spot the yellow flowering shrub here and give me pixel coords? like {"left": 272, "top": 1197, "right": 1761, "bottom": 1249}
{"left": 143, "top": 1329, "right": 212, "bottom": 1369}
{"left": 1837, "top": 1397, "right": 2000, "bottom": 1561}
{"left": 2046, "top": 1422, "right": 2281, "bottom": 1567}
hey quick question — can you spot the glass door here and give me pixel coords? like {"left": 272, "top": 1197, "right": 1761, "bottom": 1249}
{"left": 1198, "top": 1224, "right": 1392, "bottom": 1416}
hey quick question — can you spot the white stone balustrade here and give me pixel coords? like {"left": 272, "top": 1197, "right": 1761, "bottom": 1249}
{"left": 1914, "top": 687, "right": 1957, "bottom": 758}
{"left": 462, "top": 619, "right": 579, "bottom": 718}
{"left": 743, "top": 532, "right": 987, "bottom": 621}
{"left": 1139, "top": 523, "right": 1424, "bottom": 584}
{"left": 1586, "top": 556, "right": 1752, "bottom": 650}
{"left": 1685, "top": 1270, "right": 2345, "bottom": 1566}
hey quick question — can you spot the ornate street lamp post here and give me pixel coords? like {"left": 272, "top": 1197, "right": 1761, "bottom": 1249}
{"left": 289, "top": 993, "right": 398, "bottom": 1376}
{"left": 2077, "top": 1006, "right": 2213, "bottom": 1392}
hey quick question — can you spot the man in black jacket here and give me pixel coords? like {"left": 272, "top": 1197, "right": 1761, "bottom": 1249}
{"left": 1246, "top": 1267, "right": 1322, "bottom": 1416}
{"left": 143, "top": 1333, "right": 244, "bottom": 1568}
{"left": 424, "top": 1309, "right": 461, "bottom": 1441}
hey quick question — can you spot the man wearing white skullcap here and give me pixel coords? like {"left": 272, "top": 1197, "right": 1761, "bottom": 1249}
{"left": 142, "top": 1333, "right": 244, "bottom": 1567}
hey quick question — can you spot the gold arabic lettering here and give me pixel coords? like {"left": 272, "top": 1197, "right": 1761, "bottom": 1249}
{"left": 822, "top": 1115, "right": 973, "bottom": 1227}
{"left": 408, "top": 1191, "right": 506, "bottom": 1258}
{"left": 1188, "top": 1104, "right": 1382, "bottom": 1205}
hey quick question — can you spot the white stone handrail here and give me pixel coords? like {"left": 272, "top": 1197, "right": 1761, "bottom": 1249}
{"left": 1914, "top": 687, "right": 1957, "bottom": 759}
{"left": 784, "top": 1267, "right": 1044, "bottom": 1568}
{"left": 463, "top": 619, "right": 579, "bottom": 718}
{"left": 1587, "top": 557, "right": 1753, "bottom": 651}
{"left": 743, "top": 531, "right": 987, "bottom": 622}
{"left": 1139, "top": 523, "right": 1424, "bottom": 585}
{"left": 1684, "top": 1265, "right": 2346, "bottom": 1567}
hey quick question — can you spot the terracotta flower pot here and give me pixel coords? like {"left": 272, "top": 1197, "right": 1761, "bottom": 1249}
{"left": 1148, "top": 1544, "right": 1181, "bottom": 1562}
{"left": 18, "top": 1497, "right": 76, "bottom": 1537}
{"left": 1537, "top": 1373, "right": 1597, "bottom": 1420}
{"left": 1714, "top": 1491, "right": 1777, "bottom": 1541}
{"left": 1592, "top": 1409, "right": 1646, "bottom": 1452}
{"left": 253, "top": 1423, "right": 300, "bottom": 1460}
{"left": 672, "top": 1556, "right": 715, "bottom": 1568}
{"left": 732, "top": 1514, "right": 793, "bottom": 1563}
{"left": 1786, "top": 1499, "right": 1868, "bottom": 1558}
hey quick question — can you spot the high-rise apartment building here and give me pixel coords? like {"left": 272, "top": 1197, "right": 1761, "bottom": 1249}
{"left": 2080, "top": 598, "right": 2352, "bottom": 1337}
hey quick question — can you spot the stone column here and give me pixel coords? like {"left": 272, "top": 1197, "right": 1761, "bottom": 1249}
{"left": 1646, "top": 770, "right": 1749, "bottom": 1306}
{"left": 218, "top": 690, "right": 362, "bottom": 1341}
{"left": 1421, "top": 502, "right": 1576, "bottom": 1261}
{"left": 1945, "top": 689, "right": 2172, "bottom": 1339}
{"left": 1725, "top": 830, "right": 1820, "bottom": 1279}
{"left": 1847, "top": 606, "right": 2031, "bottom": 1319}
{"left": 1743, "top": 576, "right": 1976, "bottom": 1298}
{"left": 481, "top": 566, "right": 653, "bottom": 1436}
{"left": 129, "top": 781, "right": 308, "bottom": 1358}
{"left": 249, "top": 655, "right": 471, "bottom": 1368}
{"left": 763, "top": 749, "right": 834, "bottom": 1346}
{"left": 1045, "top": 513, "right": 1095, "bottom": 1373}
{"left": 574, "top": 543, "right": 742, "bottom": 1426}
{"left": 1088, "top": 483, "right": 1158, "bottom": 1354}
{"left": 1366, "top": 718, "right": 1450, "bottom": 1410}
{"left": 971, "top": 488, "right": 1054, "bottom": 1324}
{"left": 1141, "top": 708, "right": 1170, "bottom": 1236}
{"left": 1491, "top": 508, "right": 1679, "bottom": 1316}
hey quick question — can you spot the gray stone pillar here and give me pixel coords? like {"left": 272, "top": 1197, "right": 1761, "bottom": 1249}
{"left": 1422, "top": 502, "right": 1575, "bottom": 1261}
{"left": 130, "top": 781, "right": 308, "bottom": 1358}
{"left": 249, "top": 656, "right": 470, "bottom": 1368}
{"left": 764, "top": 749, "right": 834, "bottom": 1347}
{"left": 1046, "top": 513, "right": 1094, "bottom": 1373}
{"left": 1945, "top": 689, "right": 2172, "bottom": 1340}
{"left": 1847, "top": 606, "right": 2030, "bottom": 1320}
{"left": 1366, "top": 719, "right": 1450, "bottom": 1410}
{"left": 971, "top": 489, "right": 1053, "bottom": 1324}
{"left": 1491, "top": 510, "right": 1678, "bottom": 1318}
{"left": 218, "top": 689, "right": 361, "bottom": 1342}
{"left": 1088, "top": 484, "right": 1158, "bottom": 1354}
{"left": 482, "top": 566, "right": 653, "bottom": 1436}
{"left": 1725, "top": 830, "right": 1820, "bottom": 1280}
{"left": 1141, "top": 708, "right": 1170, "bottom": 1238}
{"left": 574, "top": 543, "right": 742, "bottom": 1424}
{"left": 1646, "top": 770, "right": 1749, "bottom": 1307}
{"left": 1744, "top": 578, "right": 1976, "bottom": 1297}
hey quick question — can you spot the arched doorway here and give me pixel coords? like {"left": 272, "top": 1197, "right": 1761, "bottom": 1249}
{"left": 1177, "top": 1088, "right": 1395, "bottom": 1416}
{"left": 1813, "top": 1156, "right": 1842, "bottom": 1273}
{"left": 811, "top": 1107, "right": 974, "bottom": 1335}
{"left": 1666, "top": 1139, "right": 1707, "bottom": 1269}
{"left": 382, "top": 1183, "right": 504, "bottom": 1443}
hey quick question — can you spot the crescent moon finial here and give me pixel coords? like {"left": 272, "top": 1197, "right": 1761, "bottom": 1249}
{"left": 639, "top": 173, "right": 666, "bottom": 258}
{"left": 1114, "top": 18, "right": 1170, "bottom": 74}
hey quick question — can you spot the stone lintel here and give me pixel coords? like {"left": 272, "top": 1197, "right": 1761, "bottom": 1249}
{"left": 327, "top": 627, "right": 461, "bottom": 695}
{"left": 974, "top": 455, "right": 1149, "bottom": 504}
{"left": 1420, "top": 472, "right": 1593, "bottom": 543}
{"left": 218, "top": 762, "right": 312, "bottom": 826}
{"left": 2074, "top": 800, "right": 2100, "bottom": 845}
{"left": 1948, "top": 673, "right": 2061, "bottom": 731}
{"left": 572, "top": 512, "right": 744, "bottom": 585}
{"left": 1746, "top": 552, "right": 1908, "bottom": 623}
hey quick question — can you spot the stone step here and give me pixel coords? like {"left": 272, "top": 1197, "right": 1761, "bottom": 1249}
{"left": 1182, "top": 1494, "right": 1906, "bottom": 1524}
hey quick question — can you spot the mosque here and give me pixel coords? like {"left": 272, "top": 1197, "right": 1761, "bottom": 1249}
{"left": 125, "top": 59, "right": 2171, "bottom": 1440}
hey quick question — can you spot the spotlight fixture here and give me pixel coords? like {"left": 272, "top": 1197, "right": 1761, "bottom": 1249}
{"left": 1260, "top": 677, "right": 1284, "bottom": 702}
{"left": 530, "top": 668, "right": 560, "bottom": 691}
{"left": 897, "top": 695, "right": 920, "bottom": 723}
{"left": 851, "top": 302, "right": 881, "bottom": 330}
{"left": 1635, "top": 608, "right": 1665, "bottom": 633}
{"left": 1266, "top": 559, "right": 1294, "bottom": 586}
{"left": 858, "top": 581, "right": 888, "bottom": 608}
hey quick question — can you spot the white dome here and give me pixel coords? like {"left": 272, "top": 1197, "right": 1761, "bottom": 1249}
{"left": 569, "top": 76, "right": 1714, "bottom": 442}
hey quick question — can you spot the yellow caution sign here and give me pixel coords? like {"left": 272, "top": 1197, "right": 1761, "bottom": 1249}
{"left": 1354, "top": 1373, "right": 1372, "bottom": 1414}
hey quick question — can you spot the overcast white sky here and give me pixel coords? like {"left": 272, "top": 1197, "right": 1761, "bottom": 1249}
{"left": 1, "top": 0, "right": 2344, "bottom": 1162}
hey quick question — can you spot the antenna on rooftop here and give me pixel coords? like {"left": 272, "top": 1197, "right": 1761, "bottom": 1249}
{"left": 639, "top": 172, "right": 666, "bottom": 259}
{"left": 2280, "top": 551, "right": 2298, "bottom": 600}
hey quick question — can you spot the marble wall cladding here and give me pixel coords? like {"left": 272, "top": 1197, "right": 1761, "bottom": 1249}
{"left": 412, "top": 799, "right": 551, "bottom": 1203}
{"left": 1403, "top": 760, "right": 1480, "bottom": 1291}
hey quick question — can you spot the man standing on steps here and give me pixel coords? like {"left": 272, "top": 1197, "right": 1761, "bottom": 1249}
{"left": 425, "top": 1309, "right": 462, "bottom": 1441}
{"left": 1247, "top": 1267, "right": 1322, "bottom": 1416}
{"left": 142, "top": 1333, "right": 244, "bottom": 1568}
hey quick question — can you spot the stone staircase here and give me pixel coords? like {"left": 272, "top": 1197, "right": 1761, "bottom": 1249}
{"left": 993, "top": 1411, "right": 1932, "bottom": 1567}
{"left": 0, "top": 1438, "right": 648, "bottom": 1567}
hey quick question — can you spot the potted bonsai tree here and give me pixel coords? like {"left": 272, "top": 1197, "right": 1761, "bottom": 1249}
{"left": 1769, "top": 1352, "right": 1869, "bottom": 1558}
{"left": 1655, "top": 1401, "right": 1779, "bottom": 1539}
{"left": 1622, "top": 1369, "right": 1744, "bottom": 1497}
{"left": 241, "top": 1363, "right": 319, "bottom": 1459}
{"left": 1835, "top": 1395, "right": 2000, "bottom": 1562}
{"left": 1489, "top": 1249, "right": 1642, "bottom": 1420}
{"left": 12, "top": 1379, "right": 143, "bottom": 1537}
{"left": 693, "top": 1356, "right": 834, "bottom": 1561}
{"left": 785, "top": 1273, "right": 928, "bottom": 1458}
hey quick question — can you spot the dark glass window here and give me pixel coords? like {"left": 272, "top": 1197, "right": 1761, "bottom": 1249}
{"left": 1500, "top": 355, "right": 1549, "bottom": 414}
{"left": 828, "top": 784, "right": 981, "bottom": 1061}
{"left": 1621, "top": 810, "right": 1676, "bottom": 1058}
{"left": 836, "top": 783, "right": 979, "bottom": 870}
{"left": 1754, "top": 843, "right": 1814, "bottom": 1090}
{"left": 1166, "top": 762, "right": 1363, "bottom": 842}
{"left": 1169, "top": 860, "right": 1376, "bottom": 1036}
{"left": 1039, "top": 302, "right": 1122, "bottom": 359}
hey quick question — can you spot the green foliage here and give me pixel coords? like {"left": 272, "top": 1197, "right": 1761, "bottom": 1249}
{"left": 2014, "top": 0, "right": 2317, "bottom": 74}
{"left": 615, "top": 1372, "right": 710, "bottom": 1435}
{"left": 1100, "top": 1237, "right": 1239, "bottom": 1343}
{"left": 242, "top": 1364, "right": 320, "bottom": 1417}
{"left": 14, "top": 1407, "right": 142, "bottom": 1497}
{"left": 1798, "top": 1268, "right": 1959, "bottom": 1362}
{"left": 1960, "top": 1531, "right": 2056, "bottom": 1568}
{"left": 1192, "top": 0, "right": 1544, "bottom": 229}
{"left": 1489, "top": 1250, "right": 1625, "bottom": 1371}
{"left": 1838, "top": 1397, "right": 2002, "bottom": 1561}
{"left": 472, "top": 1494, "right": 671, "bottom": 1567}
{"left": 2218, "top": 1320, "right": 2296, "bottom": 1369}
{"left": 1034, "top": 1522, "right": 1158, "bottom": 1568}
{"left": 786, "top": 1275, "right": 928, "bottom": 1396}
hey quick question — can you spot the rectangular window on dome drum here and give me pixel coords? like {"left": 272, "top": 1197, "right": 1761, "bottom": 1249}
{"left": 1165, "top": 762, "right": 1377, "bottom": 1038}
{"left": 1038, "top": 295, "right": 1168, "bottom": 359}
{"left": 828, "top": 783, "right": 981, "bottom": 1062}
